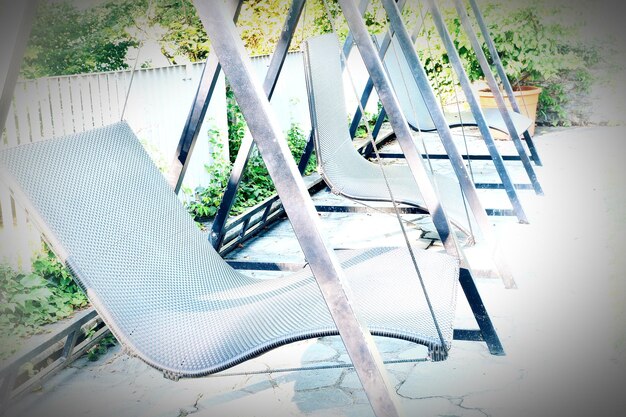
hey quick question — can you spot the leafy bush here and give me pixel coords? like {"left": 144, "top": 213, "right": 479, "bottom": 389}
{"left": 185, "top": 99, "right": 317, "bottom": 221}
{"left": 418, "top": 1, "right": 601, "bottom": 126}
{"left": 0, "top": 248, "right": 89, "bottom": 359}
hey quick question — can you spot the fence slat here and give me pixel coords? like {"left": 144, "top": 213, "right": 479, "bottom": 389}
{"left": 108, "top": 72, "right": 122, "bottom": 122}
{"left": 89, "top": 75, "right": 103, "bottom": 128}
{"left": 69, "top": 76, "right": 84, "bottom": 133}
{"left": 58, "top": 77, "right": 75, "bottom": 135}
{"left": 12, "top": 84, "right": 30, "bottom": 144}
{"left": 24, "top": 81, "right": 42, "bottom": 142}
{"left": 79, "top": 75, "right": 94, "bottom": 131}
{"left": 13, "top": 197, "right": 34, "bottom": 271}
{"left": 38, "top": 79, "right": 54, "bottom": 139}
{"left": 2, "top": 102, "right": 18, "bottom": 149}
{"left": 48, "top": 78, "right": 64, "bottom": 137}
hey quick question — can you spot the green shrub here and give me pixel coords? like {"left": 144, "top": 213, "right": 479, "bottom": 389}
{"left": 418, "top": 1, "right": 601, "bottom": 126}
{"left": 0, "top": 248, "right": 89, "bottom": 359}
{"left": 185, "top": 113, "right": 316, "bottom": 220}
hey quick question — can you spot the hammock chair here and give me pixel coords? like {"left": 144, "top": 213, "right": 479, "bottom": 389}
{"left": 305, "top": 33, "right": 478, "bottom": 237}
{"left": 0, "top": 121, "right": 459, "bottom": 378}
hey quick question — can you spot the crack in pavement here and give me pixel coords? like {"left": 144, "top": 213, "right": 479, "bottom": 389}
{"left": 176, "top": 393, "right": 203, "bottom": 417}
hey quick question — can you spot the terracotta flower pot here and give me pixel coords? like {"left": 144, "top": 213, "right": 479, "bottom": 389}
{"left": 478, "top": 85, "right": 542, "bottom": 138}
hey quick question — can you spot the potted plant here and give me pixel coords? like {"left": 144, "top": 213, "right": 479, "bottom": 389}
{"left": 477, "top": 84, "right": 542, "bottom": 136}
{"left": 446, "top": 2, "right": 599, "bottom": 137}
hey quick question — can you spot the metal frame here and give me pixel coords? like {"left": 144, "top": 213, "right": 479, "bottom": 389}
{"left": 341, "top": 0, "right": 531, "bottom": 221}
{"left": 0, "top": 2, "right": 506, "bottom": 414}
{"left": 450, "top": 0, "right": 543, "bottom": 195}
{"left": 346, "top": 0, "right": 542, "bottom": 205}
{"left": 422, "top": 0, "right": 537, "bottom": 214}
{"left": 209, "top": 0, "right": 307, "bottom": 249}
{"left": 0, "top": 0, "right": 38, "bottom": 133}
{"left": 192, "top": 2, "right": 404, "bottom": 416}
{"left": 189, "top": 0, "right": 505, "bottom": 351}
{"left": 167, "top": 0, "right": 243, "bottom": 192}
{"left": 209, "top": 0, "right": 372, "bottom": 251}
{"left": 370, "top": 0, "right": 515, "bottom": 288}
{"left": 0, "top": 309, "right": 108, "bottom": 409}
{"left": 466, "top": 0, "right": 542, "bottom": 166}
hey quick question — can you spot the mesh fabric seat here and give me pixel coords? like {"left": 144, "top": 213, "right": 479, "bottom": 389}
{"left": 0, "top": 122, "right": 459, "bottom": 378}
{"left": 304, "top": 34, "right": 477, "bottom": 236}
{"left": 379, "top": 34, "right": 532, "bottom": 135}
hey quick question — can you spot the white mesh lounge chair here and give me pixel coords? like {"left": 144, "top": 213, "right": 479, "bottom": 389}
{"left": 0, "top": 121, "right": 459, "bottom": 378}
{"left": 379, "top": 33, "right": 532, "bottom": 135}
{"left": 304, "top": 34, "right": 478, "bottom": 236}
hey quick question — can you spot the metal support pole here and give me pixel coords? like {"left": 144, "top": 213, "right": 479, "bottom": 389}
{"left": 0, "top": 0, "right": 38, "bottom": 133}
{"left": 210, "top": 0, "right": 306, "bottom": 249}
{"left": 457, "top": 268, "right": 505, "bottom": 355}
{"left": 192, "top": 2, "right": 404, "bottom": 416}
{"left": 347, "top": 0, "right": 405, "bottom": 138}
{"left": 426, "top": 0, "right": 531, "bottom": 222}
{"left": 339, "top": 0, "right": 505, "bottom": 351}
{"left": 338, "top": 0, "right": 460, "bottom": 260}
{"left": 467, "top": 0, "right": 542, "bottom": 166}
{"left": 378, "top": 0, "right": 516, "bottom": 288}
{"left": 452, "top": 0, "right": 543, "bottom": 196}
{"left": 168, "top": 0, "right": 243, "bottom": 192}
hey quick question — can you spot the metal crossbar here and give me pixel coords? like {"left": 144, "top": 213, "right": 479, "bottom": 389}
{"left": 0, "top": 309, "right": 107, "bottom": 409}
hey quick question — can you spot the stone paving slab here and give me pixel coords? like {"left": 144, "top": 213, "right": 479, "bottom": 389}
{"left": 3, "top": 126, "right": 625, "bottom": 417}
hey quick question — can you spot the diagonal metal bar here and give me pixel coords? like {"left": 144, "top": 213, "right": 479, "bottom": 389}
{"left": 209, "top": 0, "right": 306, "bottom": 249}
{"left": 426, "top": 0, "right": 530, "bottom": 222}
{"left": 339, "top": 0, "right": 460, "bottom": 260}
{"left": 379, "top": 0, "right": 516, "bottom": 288}
{"left": 192, "top": 2, "right": 404, "bottom": 416}
{"left": 340, "top": 0, "right": 505, "bottom": 351}
{"left": 453, "top": 0, "right": 543, "bottom": 196}
{"left": 168, "top": 0, "right": 243, "bottom": 192}
{"left": 467, "top": 0, "right": 542, "bottom": 166}
{"left": 0, "top": 0, "right": 38, "bottom": 133}
{"left": 347, "top": 0, "right": 406, "bottom": 138}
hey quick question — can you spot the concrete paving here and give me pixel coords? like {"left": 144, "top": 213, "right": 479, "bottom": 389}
{"left": 3, "top": 126, "right": 625, "bottom": 417}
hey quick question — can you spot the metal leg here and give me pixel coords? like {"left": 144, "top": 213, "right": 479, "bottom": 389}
{"left": 0, "top": 0, "right": 38, "bottom": 132}
{"left": 209, "top": 0, "right": 306, "bottom": 250}
{"left": 297, "top": 130, "right": 315, "bottom": 174}
{"left": 168, "top": 0, "right": 243, "bottom": 192}
{"left": 193, "top": 2, "right": 404, "bottom": 416}
{"left": 467, "top": 0, "right": 542, "bottom": 166}
{"left": 453, "top": 0, "right": 543, "bottom": 196}
{"left": 456, "top": 268, "right": 505, "bottom": 355}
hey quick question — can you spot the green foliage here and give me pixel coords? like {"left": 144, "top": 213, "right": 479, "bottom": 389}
{"left": 417, "top": 1, "right": 601, "bottom": 126}
{"left": 185, "top": 107, "right": 316, "bottom": 220}
{"left": 152, "top": 0, "right": 210, "bottom": 64}
{"left": 354, "top": 109, "right": 381, "bottom": 139}
{"left": 22, "top": 1, "right": 139, "bottom": 78}
{"left": 0, "top": 248, "right": 88, "bottom": 359}
{"left": 226, "top": 87, "right": 246, "bottom": 164}
{"left": 185, "top": 127, "right": 231, "bottom": 219}
{"left": 86, "top": 333, "right": 118, "bottom": 362}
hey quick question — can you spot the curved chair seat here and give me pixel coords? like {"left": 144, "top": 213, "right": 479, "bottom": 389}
{"left": 0, "top": 122, "right": 459, "bottom": 379}
{"left": 304, "top": 34, "right": 477, "bottom": 237}
{"left": 379, "top": 34, "right": 533, "bottom": 135}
